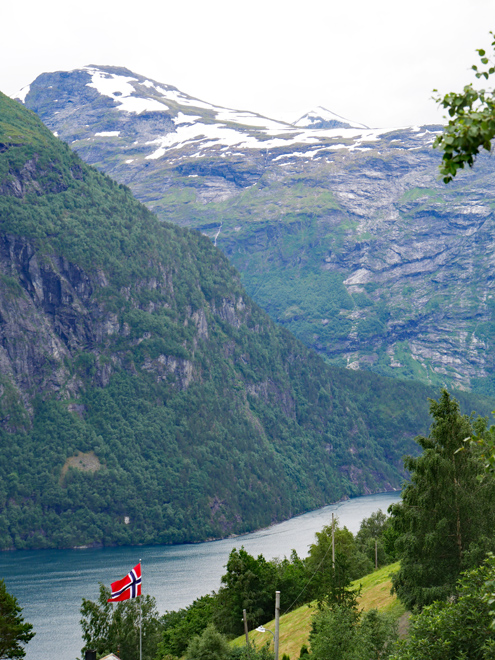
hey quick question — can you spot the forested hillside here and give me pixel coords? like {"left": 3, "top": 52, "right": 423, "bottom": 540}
{"left": 1, "top": 91, "right": 494, "bottom": 550}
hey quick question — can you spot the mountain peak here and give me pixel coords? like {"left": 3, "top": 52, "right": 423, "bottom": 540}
{"left": 293, "top": 106, "right": 369, "bottom": 130}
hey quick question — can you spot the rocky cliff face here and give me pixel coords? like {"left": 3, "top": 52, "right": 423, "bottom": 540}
{"left": 0, "top": 234, "right": 93, "bottom": 403}
{"left": 18, "top": 66, "right": 495, "bottom": 394}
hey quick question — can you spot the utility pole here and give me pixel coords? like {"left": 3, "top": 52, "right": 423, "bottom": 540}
{"left": 274, "top": 591, "right": 280, "bottom": 660}
{"left": 375, "top": 539, "right": 378, "bottom": 570}
{"left": 331, "top": 513, "right": 335, "bottom": 570}
{"left": 243, "top": 609, "right": 249, "bottom": 646}
{"left": 139, "top": 558, "right": 142, "bottom": 660}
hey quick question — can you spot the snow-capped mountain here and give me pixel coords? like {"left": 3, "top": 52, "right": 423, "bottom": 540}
{"left": 17, "top": 65, "right": 495, "bottom": 396}
{"left": 14, "top": 65, "right": 412, "bottom": 165}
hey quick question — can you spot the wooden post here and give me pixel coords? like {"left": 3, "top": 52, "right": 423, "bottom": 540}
{"left": 243, "top": 609, "right": 249, "bottom": 646}
{"left": 139, "top": 558, "right": 142, "bottom": 660}
{"left": 274, "top": 591, "right": 280, "bottom": 660}
{"left": 375, "top": 539, "right": 378, "bottom": 570}
{"left": 332, "top": 513, "right": 335, "bottom": 570}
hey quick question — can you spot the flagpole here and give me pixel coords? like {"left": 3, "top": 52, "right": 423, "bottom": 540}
{"left": 139, "top": 558, "right": 142, "bottom": 660}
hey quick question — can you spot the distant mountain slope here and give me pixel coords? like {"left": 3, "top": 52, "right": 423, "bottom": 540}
{"left": 2, "top": 91, "right": 494, "bottom": 550}
{"left": 18, "top": 66, "right": 495, "bottom": 395}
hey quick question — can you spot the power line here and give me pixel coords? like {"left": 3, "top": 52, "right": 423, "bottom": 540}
{"left": 281, "top": 505, "right": 343, "bottom": 616}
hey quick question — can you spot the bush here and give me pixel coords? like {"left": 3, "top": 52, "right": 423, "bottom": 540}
{"left": 185, "top": 624, "right": 231, "bottom": 660}
{"left": 310, "top": 604, "right": 397, "bottom": 660}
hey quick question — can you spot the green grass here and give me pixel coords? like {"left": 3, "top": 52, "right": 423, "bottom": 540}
{"left": 356, "top": 562, "right": 405, "bottom": 617}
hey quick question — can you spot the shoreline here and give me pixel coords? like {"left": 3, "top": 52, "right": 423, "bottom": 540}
{"left": 0, "top": 488, "right": 401, "bottom": 553}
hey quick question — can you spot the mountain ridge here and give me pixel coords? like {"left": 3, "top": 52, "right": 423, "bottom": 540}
{"left": 14, "top": 72, "right": 371, "bottom": 134}
{"left": 293, "top": 106, "right": 369, "bottom": 130}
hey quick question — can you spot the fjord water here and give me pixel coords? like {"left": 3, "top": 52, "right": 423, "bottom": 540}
{"left": 0, "top": 492, "right": 400, "bottom": 660}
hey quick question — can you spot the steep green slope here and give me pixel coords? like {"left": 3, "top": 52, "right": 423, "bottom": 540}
{"left": 0, "top": 92, "right": 494, "bottom": 551}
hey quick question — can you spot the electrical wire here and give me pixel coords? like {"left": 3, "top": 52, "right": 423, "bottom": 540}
{"left": 281, "top": 504, "right": 344, "bottom": 616}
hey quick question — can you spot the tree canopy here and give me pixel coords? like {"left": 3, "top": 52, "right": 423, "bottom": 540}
{"left": 310, "top": 604, "right": 398, "bottom": 660}
{"left": 306, "top": 521, "right": 370, "bottom": 607}
{"left": 355, "top": 510, "right": 393, "bottom": 569}
{"left": 390, "top": 554, "right": 495, "bottom": 660}
{"left": 434, "top": 32, "right": 495, "bottom": 182}
{"left": 0, "top": 580, "right": 34, "bottom": 660}
{"left": 185, "top": 624, "right": 231, "bottom": 660}
{"left": 389, "top": 391, "right": 495, "bottom": 610}
{"left": 80, "top": 584, "right": 162, "bottom": 660}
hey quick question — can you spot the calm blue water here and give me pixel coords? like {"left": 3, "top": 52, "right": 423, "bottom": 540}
{"left": 0, "top": 491, "right": 400, "bottom": 660}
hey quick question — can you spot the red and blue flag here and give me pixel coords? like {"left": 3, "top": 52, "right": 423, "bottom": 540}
{"left": 107, "top": 563, "right": 142, "bottom": 602}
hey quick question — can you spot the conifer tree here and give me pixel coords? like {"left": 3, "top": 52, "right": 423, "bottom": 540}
{"left": 390, "top": 390, "right": 495, "bottom": 610}
{"left": 0, "top": 580, "right": 34, "bottom": 660}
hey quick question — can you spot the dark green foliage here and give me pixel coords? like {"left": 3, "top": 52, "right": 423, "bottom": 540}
{"left": 80, "top": 584, "right": 162, "bottom": 660}
{"left": 272, "top": 550, "right": 310, "bottom": 612}
{"left": 434, "top": 33, "right": 495, "bottom": 182}
{"left": 319, "top": 553, "right": 362, "bottom": 611}
{"left": 214, "top": 548, "right": 282, "bottom": 636}
{"left": 306, "top": 521, "right": 371, "bottom": 606}
{"left": 0, "top": 580, "right": 34, "bottom": 660}
{"left": 230, "top": 644, "right": 274, "bottom": 660}
{"left": 185, "top": 624, "right": 231, "bottom": 660}
{"left": 158, "top": 595, "right": 215, "bottom": 657}
{"left": 355, "top": 510, "right": 393, "bottom": 569}
{"left": 309, "top": 604, "right": 397, "bottom": 660}
{"left": 390, "top": 555, "right": 495, "bottom": 660}
{"left": 213, "top": 540, "right": 370, "bottom": 638}
{"left": 215, "top": 545, "right": 311, "bottom": 636}
{"left": 359, "top": 609, "right": 399, "bottom": 660}
{"left": 390, "top": 391, "right": 495, "bottom": 610}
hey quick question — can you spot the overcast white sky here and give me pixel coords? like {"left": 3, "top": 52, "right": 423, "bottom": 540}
{"left": 2, "top": 0, "right": 494, "bottom": 128}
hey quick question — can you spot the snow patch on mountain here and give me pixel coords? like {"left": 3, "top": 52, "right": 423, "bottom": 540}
{"left": 80, "top": 66, "right": 295, "bottom": 130}
{"left": 143, "top": 117, "right": 395, "bottom": 159}
{"left": 84, "top": 67, "right": 170, "bottom": 114}
{"left": 85, "top": 69, "right": 137, "bottom": 97}
{"left": 13, "top": 85, "right": 31, "bottom": 103}
{"left": 95, "top": 131, "right": 120, "bottom": 137}
{"left": 175, "top": 113, "right": 202, "bottom": 125}
{"left": 294, "top": 106, "right": 369, "bottom": 130}
{"left": 214, "top": 109, "right": 290, "bottom": 130}
{"left": 144, "top": 122, "right": 312, "bottom": 159}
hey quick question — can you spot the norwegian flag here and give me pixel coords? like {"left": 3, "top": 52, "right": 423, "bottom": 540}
{"left": 107, "top": 563, "right": 142, "bottom": 602}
